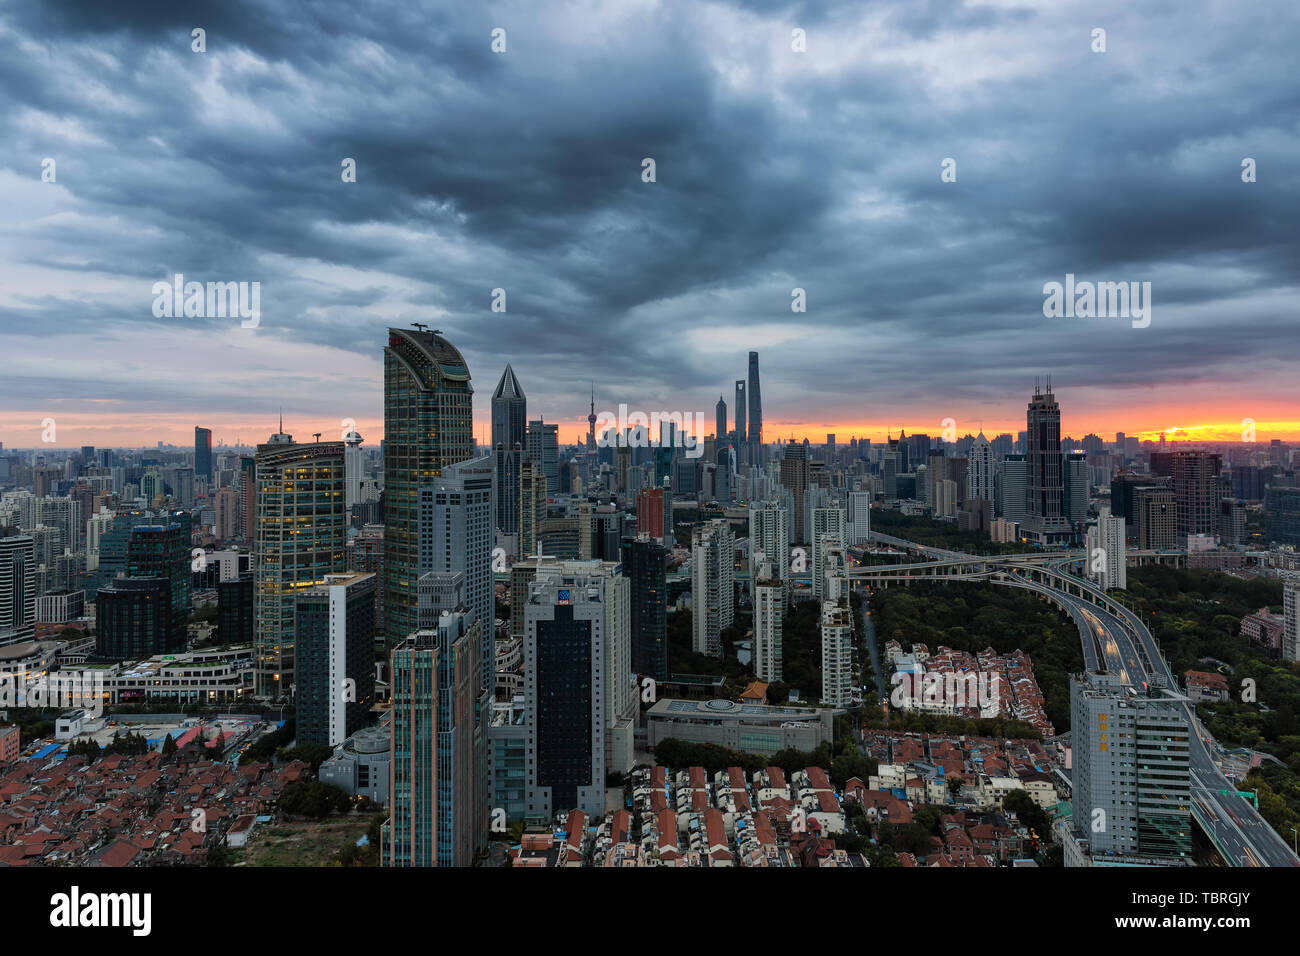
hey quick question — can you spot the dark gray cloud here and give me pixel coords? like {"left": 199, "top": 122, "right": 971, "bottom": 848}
{"left": 0, "top": 0, "right": 1297, "bottom": 445}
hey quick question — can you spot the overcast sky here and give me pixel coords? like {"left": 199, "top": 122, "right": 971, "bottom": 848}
{"left": 1, "top": 0, "right": 1297, "bottom": 450}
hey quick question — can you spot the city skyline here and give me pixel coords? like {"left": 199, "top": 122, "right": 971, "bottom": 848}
{"left": 3, "top": 379, "right": 1298, "bottom": 451}
{"left": 2, "top": 0, "right": 1297, "bottom": 451}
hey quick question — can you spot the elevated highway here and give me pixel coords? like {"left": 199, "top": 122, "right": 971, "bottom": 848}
{"left": 850, "top": 530, "right": 1298, "bottom": 867}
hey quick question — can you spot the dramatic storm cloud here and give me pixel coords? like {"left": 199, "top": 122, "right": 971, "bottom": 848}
{"left": 0, "top": 0, "right": 1297, "bottom": 447}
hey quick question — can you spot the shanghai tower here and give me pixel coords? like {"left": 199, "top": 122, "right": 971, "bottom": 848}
{"left": 747, "top": 351, "right": 762, "bottom": 463}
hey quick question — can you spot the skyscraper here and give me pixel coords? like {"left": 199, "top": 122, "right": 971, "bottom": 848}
{"left": 491, "top": 365, "right": 526, "bottom": 535}
{"left": 622, "top": 535, "right": 668, "bottom": 683}
{"left": 968, "top": 432, "right": 995, "bottom": 503}
{"left": 254, "top": 426, "right": 347, "bottom": 697}
{"left": 213, "top": 486, "right": 239, "bottom": 541}
{"left": 0, "top": 535, "right": 36, "bottom": 647}
{"left": 734, "top": 380, "right": 747, "bottom": 465}
{"left": 126, "top": 522, "right": 190, "bottom": 650}
{"left": 747, "top": 350, "right": 762, "bottom": 464}
{"left": 1085, "top": 506, "right": 1126, "bottom": 591}
{"left": 635, "top": 485, "right": 671, "bottom": 545}
{"left": 387, "top": 579, "right": 484, "bottom": 868}
{"left": 997, "top": 454, "right": 1028, "bottom": 525}
{"left": 1065, "top": 451, "right": 1089, "bottom": 526}
{"left": 1172, "top": 451, "right": 1219, "bottom": 542}
{"left": 526, "top": 420, "right": 559, "bottom": 496}
{"left": 295, "top": 572, "right": 376, "bottom": 747}
{"left": 95, "top": 577, "right": 171, "bottom": 660}
{"left": 715, "top": 395, "right": 727, "bottom": 453}
{"left": 821, "top": 599, "right": 854, "bottom": 707}
{"left": 1136, "top": 486, "right": 1177, "bottom": 550}
{"left": 1025, "top": 381, "right": 1070, "bottom": 544}
{"left": 344, "top": 426, "right": 365, "bottom": 514}
{"left": 194, "top": 426, "right": 213, "bottom": 484}
{"left": 810, "top": 506, "right": 846, "bottom": 603}
{"left": 239, "top": 456, "right": 256, "bottom": 542}
{"left": 1068, "top": 672, "right": 1192, "bottom": 863}
{"left": 691, "top": 519, "right": 734, "bottom": 658}
{"left": 753, "top": 561, "right": 784, "bottom": 682}
{"left": 383, "top": 326, "right": 475, "bottom": 645}
{"left": 517, "top": 458, "right": 548, "bottom": 559}
{"left": 847, "top": 490, "right": 871, "bottom": 545}
{"left": 523, "top": 561, "right": 633, "bottom": 820}
{"left": 779, "top": 443, "right": 810, "bottom": 542}
{"left": 749, "top": 502, "right": 790, "bottom": 593}
{"left": 387, "top": 625, "right": 440, "bottom": 867}
{"left": 1283, "top": 579, "right": 1300, "bottom": 664}
{"left": 218, "top": 571, "right": 254, "bottom": 646}
{"left": 419, "top": 454, "right": 494, "bottom": 694}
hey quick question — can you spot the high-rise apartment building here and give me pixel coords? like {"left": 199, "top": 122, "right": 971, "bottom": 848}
{"left": 517, "top": 458, "right": 548, "bottom": 560}
{"left": 749, "top": 502, "right": 790, "bottom": 593}
{"left": 967, "top": 432, "right": 995, "bottom": 503}
{"left": 1135, "top": 487, "right": 1177, "bottom": 551}
{"left": 383, "top": 327, "right": 475, "bottom": 646}
{"left": 1172, "top": 451, "right": 1219, "bottom": 542}
{"left": 0, "top": 535, "right": 37, "bottom": 647}
{"left": 691, "top": 519, "right": 734, "bottom": 659}
{"left": 254, "top": 428, "right": 346, "bottom": 697}
{"left": 847, "top": 490, "right": 871, "bottom": 546}
{"left": 239, "top": 456, "right": 256, "bottom": 542}
{"left": 820, "top": 601, "right": 854, "bottom": 707}
{"left": 779, "top": 444, "right": 810, "bottom": 541}
{"left": 810, "top": 507, "right": 846, "bottom": 603}
{"left": 295, "top": 572, "right": 376, "bottom": 747}
{"left": 1085, "top": 505, "right": 1126, "bottom": 591}
{"left": 753, "top": 563, "right": 784, "bottom": 682}
{"left": 213, "top": 486, "right": 239, "bottom": 542}
{"left": 419, "top": 455, "right": 494, "bottom": 694}
{"left": 1283, "top": 579, "right": 1300, "bottom": 664}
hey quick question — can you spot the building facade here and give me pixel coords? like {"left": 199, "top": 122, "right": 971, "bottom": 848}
{"left": 383, "top": 327, "right": 475, "bottom": 646}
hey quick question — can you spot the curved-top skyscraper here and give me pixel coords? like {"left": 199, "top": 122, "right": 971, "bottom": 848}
{"left": 383, "top": 326, "right": 475, "bottom": 644}
{"left": 747, "top": 350, "right": 762, "bottom": 463}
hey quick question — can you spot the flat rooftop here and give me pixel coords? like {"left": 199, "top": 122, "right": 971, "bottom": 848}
{"left": 649, "top": 698, "right": 826, "bottom": 722}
